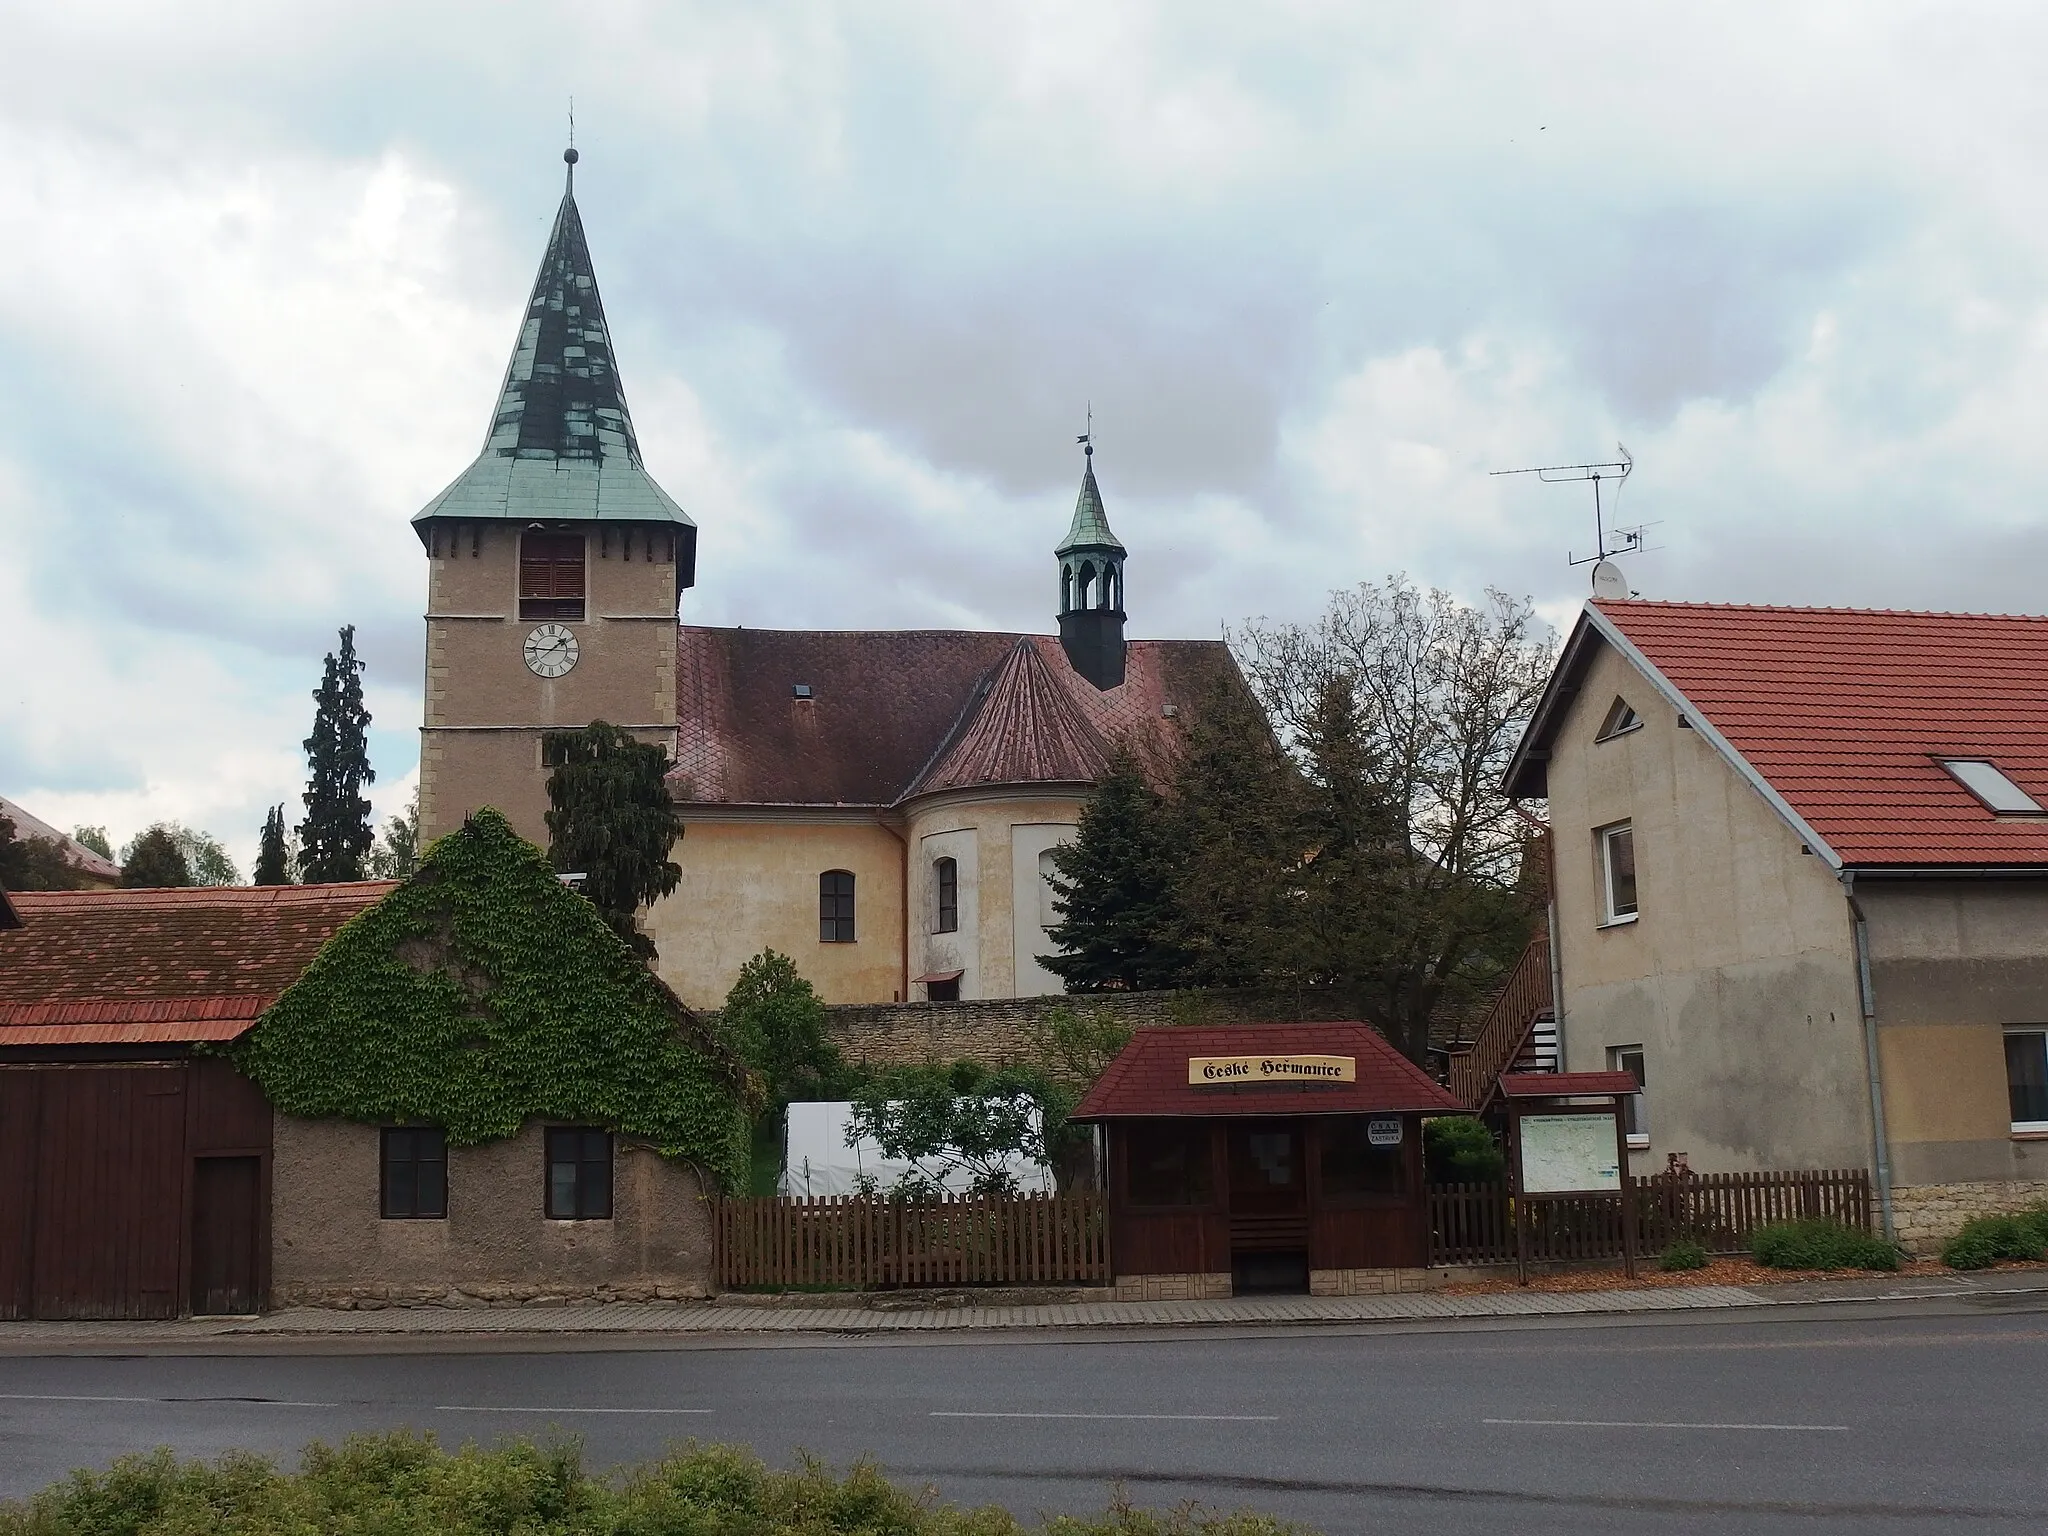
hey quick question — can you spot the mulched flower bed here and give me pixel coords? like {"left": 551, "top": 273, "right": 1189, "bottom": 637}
{"left": 1440, "top": 1255, "right": 2048, "bottom": 1295}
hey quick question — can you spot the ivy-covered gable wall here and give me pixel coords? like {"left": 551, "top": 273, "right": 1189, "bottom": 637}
{"left": 238, "top": 808, "right": 750, "bottom": 1190}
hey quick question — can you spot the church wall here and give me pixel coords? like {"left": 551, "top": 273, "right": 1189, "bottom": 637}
{"left": 903, "top": 793, "right": 1084, "bottom": 1001}
{"left": 910, "top": 824, "right": 981, "bottom": 1000}
{"left": 647, "top": 816, "right": 906, "bottom": 1008}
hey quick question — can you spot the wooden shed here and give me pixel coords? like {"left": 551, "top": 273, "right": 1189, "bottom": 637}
{"left": 0, "top": 882, "right": 390, "bottom": 1319}
{"left": 1070, "top": 1023, "right": 1462, "bottom": 1298}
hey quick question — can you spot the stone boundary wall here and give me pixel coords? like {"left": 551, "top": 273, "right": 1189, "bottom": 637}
{"left": 1891, "top": 1178, "right": 2048, "bottom": 1253}
{"left": 1112, "top": 1272, "right": 1233, "bottom": 1302}
{"left": 702, "top": 987, "right": 1362, "bottom": 1069}
{"left": 1309, "top": 1267, "right": 1442, "bottom": 1297}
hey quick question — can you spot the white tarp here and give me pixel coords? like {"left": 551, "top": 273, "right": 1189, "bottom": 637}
{"left": 778, "top": 1099, "right": 1056, "bottom": 1198}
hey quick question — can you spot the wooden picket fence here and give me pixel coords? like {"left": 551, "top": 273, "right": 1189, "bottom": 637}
{"left": 716, "top": 1192, "right": 1109, "bottom": 1288}
{"left": 1428, "top": 1168, "right": 1873, "bottom": 1268}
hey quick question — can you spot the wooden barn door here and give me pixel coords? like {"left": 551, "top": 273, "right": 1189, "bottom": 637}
{"left": 189, "top": 1157, "right": 262, "bottom": 1315}
{"left": 29, "top": 1067, "right": 188, "bottom": 1320}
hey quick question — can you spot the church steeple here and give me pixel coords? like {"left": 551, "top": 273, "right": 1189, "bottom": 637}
{"left": 411, "top": 149, "right": 696, "bottom": 587}
{"left": 1056, "top": 433, "right": 1127, "bottom": 691}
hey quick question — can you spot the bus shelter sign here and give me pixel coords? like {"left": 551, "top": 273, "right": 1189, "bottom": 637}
{"left": 1187, "top": 1054, "right": 1357, "bottom": 1086}
{"left": 1518, "top": 1113, "right": 1621, "bottom": 1193}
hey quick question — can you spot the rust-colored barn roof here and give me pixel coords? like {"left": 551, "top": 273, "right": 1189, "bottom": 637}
{"left": 1069, "top": 1023, "right": 1461, "bottom": 1120}
{"left": 1510, "top": 599, "right": 2048, "bottom": 869}
{"left": 0, "top": 882, "right": 393, "bottom": 1047}
{"left": 672, "top": 627, "right": 1239, "bottom": 807}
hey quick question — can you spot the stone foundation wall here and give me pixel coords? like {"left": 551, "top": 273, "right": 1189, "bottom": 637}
{"left": 1112, "top": 1272, "right": 1233, "bottom": 1301}
{"left": 1309, "top": 1268, "right": 1442, "bottom": 1297}
{"left": 1891, "top": 1178, "right": 2048, "bottom": 1254}
{"left": 272, "top": 1116, "right": 716, "bottom": 1308}
{"left": 703, "top": 987, "right": 1366, "bottom": 1070}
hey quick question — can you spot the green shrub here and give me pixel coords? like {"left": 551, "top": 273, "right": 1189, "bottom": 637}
{"left": 1750, "top": 1218, "right": 1901, "bottom": 1272}
{"left": 1941, "top": 1211, "right": 2048, "bottom": 1270}
{"left": 1658, "top": 1239, "right": 1709, "bottom": 1272}
{"left": 0, "top": 1434, "right": 1308, "bottom": 1536}
{"left": 1424, "top": 1116, "right": 1506, "bottom": 1184}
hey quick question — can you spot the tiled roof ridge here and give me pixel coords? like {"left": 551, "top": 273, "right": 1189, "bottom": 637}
{"left": 1597, "top": 598, "right": 2048, "bottom": 623}
{"left": 9, "top": 881, "right": 397, "bottom": 913}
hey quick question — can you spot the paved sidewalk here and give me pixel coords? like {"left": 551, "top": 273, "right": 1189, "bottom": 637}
{"left": 5, "top": 1270, "right": 2045, "bottom": 1345}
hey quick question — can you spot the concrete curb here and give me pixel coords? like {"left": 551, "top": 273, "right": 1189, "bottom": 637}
{"left": 7, "top": 1273, "right": 2044, "bottom": 1346}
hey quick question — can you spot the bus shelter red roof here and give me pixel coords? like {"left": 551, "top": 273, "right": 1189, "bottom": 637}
{"left": 1070, "top": 1023, "right": 1461, "bottom": 1121}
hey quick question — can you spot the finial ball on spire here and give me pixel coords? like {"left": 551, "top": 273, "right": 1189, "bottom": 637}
{"left": 564, "top": 147, "right": 580, "bottom": 165}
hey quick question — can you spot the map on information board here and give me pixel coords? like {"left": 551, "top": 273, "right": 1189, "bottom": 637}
{"left": 1519, "top": 1114, "right": 1620, "bottom": 1193}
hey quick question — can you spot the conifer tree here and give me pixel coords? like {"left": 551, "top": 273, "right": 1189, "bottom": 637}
{"left": 298, "top": 625, "right": 376, "bottom": 883}
{"left": 542, "top": 720, "right": 684, "bottom": 960}
{"left": 1040, "top": 748, "right": 1192, "bottom": 991}
{"left": 254, "top": 804, "right": 292, "bottom": 886}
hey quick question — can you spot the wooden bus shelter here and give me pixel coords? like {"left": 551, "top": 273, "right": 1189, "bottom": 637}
{"left": 1070, "top": 1023, "right": 1462, "bottom": 1297}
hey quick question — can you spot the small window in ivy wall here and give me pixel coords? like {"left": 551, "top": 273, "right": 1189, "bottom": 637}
{"left": 546, "top": 1127, "right": 614, "bottom": 1220}
{"left": 382, "top": 1127, "right": 447, "bottom": 1219}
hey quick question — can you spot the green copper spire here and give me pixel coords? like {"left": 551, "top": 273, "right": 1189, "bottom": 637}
{"left": 412, "top": 150, "right": 695, "bottom": 576}
{"left": 1056, "top": 443, "right": 1125, "bottom": 557}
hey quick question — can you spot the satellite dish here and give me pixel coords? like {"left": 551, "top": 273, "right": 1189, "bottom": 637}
{"left": 1591, "top": 560, "right": 1630, "bottom": 600}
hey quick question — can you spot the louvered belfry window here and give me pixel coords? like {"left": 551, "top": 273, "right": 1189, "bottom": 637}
{"left": 519, "top": 533, "right": 586, "bottom": 621}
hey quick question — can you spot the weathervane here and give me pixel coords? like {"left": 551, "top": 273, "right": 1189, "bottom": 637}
{"left": 1077, "top": 403, "right": 1093, "bottom": 458}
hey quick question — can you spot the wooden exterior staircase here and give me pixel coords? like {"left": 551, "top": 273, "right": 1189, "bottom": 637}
{"left": 1446, "top": 926, "right": 1558, "bottom": 1113}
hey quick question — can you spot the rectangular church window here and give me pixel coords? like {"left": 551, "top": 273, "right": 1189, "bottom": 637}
{"left": 520, "top": 533, "right": 586, "bottom": 621}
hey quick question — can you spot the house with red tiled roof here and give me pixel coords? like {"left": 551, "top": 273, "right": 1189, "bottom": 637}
{"left": 0, "top": 793, "right": 122, "bottom": 887}
{"left": 1508, "top": 598, "right": 2048, "bottom": 1251}
{"left": 408, "top": 154, "right": 1249, "bottom": 1009}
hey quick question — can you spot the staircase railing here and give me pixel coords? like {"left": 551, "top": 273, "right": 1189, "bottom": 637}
{"left": 1446, "top": 927, "right": 1553, "bottom": 1110}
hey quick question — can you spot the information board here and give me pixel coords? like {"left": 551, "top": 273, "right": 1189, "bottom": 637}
{"left": 1518, "top": 1113, "right": 1621, "bottom": 1194}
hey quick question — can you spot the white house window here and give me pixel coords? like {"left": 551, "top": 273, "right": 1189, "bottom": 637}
{"left": 1941, "top": 760, "right": 2046, "bottom": 816}
{"left": 1610, "top": 1045, "right": 1650, "bottom": 1149}
{"left": 2004, "top": 1029, "right": 2048, "bottom": 1132}
{"left": 1598, "top": 822, "right": 1638, "bottom": 925}
{"left": 1597, "top": 697, "right": 1643, "bottom": 741}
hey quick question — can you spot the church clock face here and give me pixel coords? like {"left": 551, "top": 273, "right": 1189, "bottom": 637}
{"left": 523, "top": 624, "right": 579, "bottom": 679}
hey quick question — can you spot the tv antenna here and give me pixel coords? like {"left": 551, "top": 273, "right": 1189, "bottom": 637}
{"left": 1492, "top": 443, "right": 1657, "bottom": 595}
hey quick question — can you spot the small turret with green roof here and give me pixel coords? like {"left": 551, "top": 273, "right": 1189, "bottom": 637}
{"left": 1056, "top": 433, "right": 1128, "bottom": 690}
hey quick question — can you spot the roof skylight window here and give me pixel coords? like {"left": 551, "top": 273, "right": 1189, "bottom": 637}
{"left": 1940, "top": 759, "right": 2045, "bottom": 816}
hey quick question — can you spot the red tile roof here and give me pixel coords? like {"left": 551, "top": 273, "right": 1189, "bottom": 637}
{"left": 911, "top": 639, "right": 1112, "bottom": 796}
{"left": 1070, "top": 1023, "right": 1462, "bottom": 1120}
{"left": 1501, "top": 1071, "right": 1639, "bottom": 1098}
{"left": 0, "top": 882, "right": 393, "bottom": 1047}
{"left": 672, "top": 627, "right": 1239, "bottom": 806}
{"left": 1588, "top": 600, "right": 2048, "bottom": 867}
{"left": 0, "top": 793, "right": 121, "bottom": 883}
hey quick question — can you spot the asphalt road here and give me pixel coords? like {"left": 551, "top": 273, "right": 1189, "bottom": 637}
{"left": 3, "top": 1303, "right": 2046, "bottom": 1534}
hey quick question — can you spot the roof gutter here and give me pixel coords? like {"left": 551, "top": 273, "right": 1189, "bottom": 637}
{"left": 1841, "top": 864, "right": 2048, "bottom": 881}
{"left": 1838, "top": 870, "right": 1896, "bottom": 1241}
{"left": 1582, "top": 606, "right": 1845, "bottom": 870}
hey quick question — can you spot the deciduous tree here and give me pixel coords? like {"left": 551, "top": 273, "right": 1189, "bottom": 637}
{"left": 366, "top": 789, "right": 420, "bottom": 879}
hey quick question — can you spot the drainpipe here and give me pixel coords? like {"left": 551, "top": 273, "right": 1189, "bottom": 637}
{"left": 1841, "top": 871, "right": 1897, "bottom": 1240}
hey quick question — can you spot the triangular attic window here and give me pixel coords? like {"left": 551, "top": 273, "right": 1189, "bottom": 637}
{"left": 1596, "top": 697, "right": 1642, "bottom": 741}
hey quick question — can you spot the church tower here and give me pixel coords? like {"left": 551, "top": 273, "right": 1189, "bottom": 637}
{"left": 413, "top": 150, "right": 696, "bottom": 845}
{"left": 1055, "top": 438, "right": 1127, "bottom": 691}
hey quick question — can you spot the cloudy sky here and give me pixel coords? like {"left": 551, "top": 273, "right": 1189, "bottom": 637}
{"left": 5, "top": 2, "right": 2047, "bottom": 873}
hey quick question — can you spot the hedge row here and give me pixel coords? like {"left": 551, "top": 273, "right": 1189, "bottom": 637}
{"left": 0, "top": 1434, "right": 1303, "bottom": 1536}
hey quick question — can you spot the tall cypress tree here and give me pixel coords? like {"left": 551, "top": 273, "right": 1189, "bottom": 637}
{"left": 254, "top": 804, "right": 292, "bottom": 886}
{"left": 1040, "top": 748, "right": 1191, "bottom": 991}
{"left": 543, "top": 720, "right": 685, "bottom": 961}
{"left": 298, "top": 625, "right": 376, "bottom": 883}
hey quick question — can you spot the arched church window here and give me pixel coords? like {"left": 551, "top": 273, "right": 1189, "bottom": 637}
{"left": 1077, "top": 561, "right": 1096, "bottom": 610}
{"left": 520, "top": 533, "right": 586, "bottom": 622}
{"left": 819, "top": 870, "right": 856, "bottom": 943}
{"left": 934, "top": 857, "right": 958, "bottom": 934}
{"left": 1061, "top": 564, "right": 1074, "bottom": 615}
{"left": 1038, "top": 848, "right": 1063, "bottom": 929}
